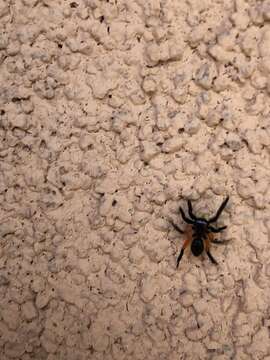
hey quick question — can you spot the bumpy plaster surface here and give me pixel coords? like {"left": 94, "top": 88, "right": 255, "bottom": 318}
{"left": 0, "top": 0, "right": 270, "bottom": 359}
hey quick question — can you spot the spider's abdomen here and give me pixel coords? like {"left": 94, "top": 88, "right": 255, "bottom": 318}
{"left": 191, "top": 238, "right": 204, "bottom": 256}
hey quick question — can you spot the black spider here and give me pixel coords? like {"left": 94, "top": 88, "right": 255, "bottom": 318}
{"left": 170, "top": 196, "right": 229, "bottom": 267}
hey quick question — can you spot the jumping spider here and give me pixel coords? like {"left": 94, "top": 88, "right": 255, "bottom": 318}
{"left": 170, "top": 196, "right": 229, "bottom": 267}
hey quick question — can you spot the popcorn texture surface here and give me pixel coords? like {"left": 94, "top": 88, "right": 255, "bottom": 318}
{"left": 0, "top": 0, "right": 270, "bottom": 359}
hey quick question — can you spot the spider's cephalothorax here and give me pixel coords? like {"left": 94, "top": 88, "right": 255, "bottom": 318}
{"left": 170, "top": 196, "right": 229, "bottom": 267}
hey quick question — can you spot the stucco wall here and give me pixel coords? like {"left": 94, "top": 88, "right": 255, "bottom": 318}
{"left": 0, "top": 1, "right": 270, "bottom": 359}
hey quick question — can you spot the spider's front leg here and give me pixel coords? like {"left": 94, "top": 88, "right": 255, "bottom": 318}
{"left": 179, "top": 207, "right": 194, "bottom": 224}
{"left": 208, "top": 196, "right": 229, "bottom": 223}
{"left": 169, "top": 220, "right": 184, "bottom": 234}
{"left": 187, "top": 200, "right": 197, "bottom": 220}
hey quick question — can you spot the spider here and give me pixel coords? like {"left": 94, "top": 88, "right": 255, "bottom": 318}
{"left": 170, "top": 196, "right": 229, "bottom": 267}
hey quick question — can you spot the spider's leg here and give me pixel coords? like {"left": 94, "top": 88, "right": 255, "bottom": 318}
{"left": 187, "top": 200, "right": 197, "bottom": 220}
{"left": 176, "top": 238, "right": 190, "bottom": 268}
{"left": 211, "top": 239, "right": 230, "bottom": 245}
{"left": 206, "top": 250, "right": 218, "bottom": 265}
{"left": 208, "top": 196, "right": 229, "bottom": 223}
{"left": 169, "top": 220, "right": 184, "bottom": 234}
{"left": 179, "top": 207, "right": 194, "bottom": 224}
{"left": 205, "top": 234, "right": 218, "bottom": 265}
{"left": 208, "top": 225, "right": 227, "bottom": 233}
{"left": 176, "top": 249, "right": 184, "bottom": 268}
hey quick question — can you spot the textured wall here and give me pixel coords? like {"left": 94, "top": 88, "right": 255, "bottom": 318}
{"left": 0, "top": 0, "right": 270, "bottom": 359}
